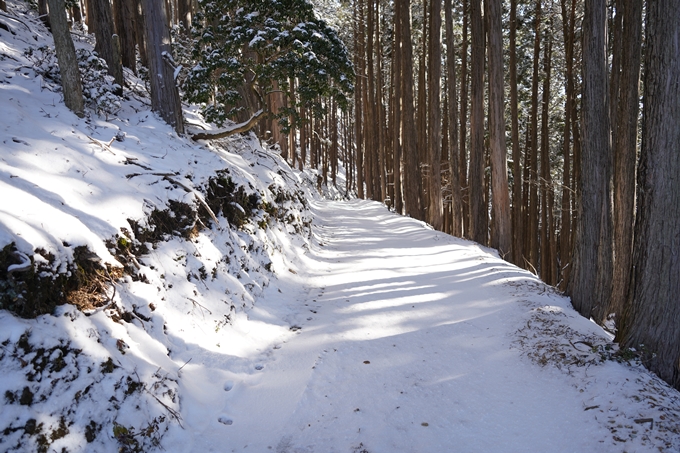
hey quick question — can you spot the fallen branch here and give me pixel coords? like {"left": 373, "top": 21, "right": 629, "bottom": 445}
{"left": 86, "top": 135, "right": 116, "bottom": 155}
{"left": 190, "top": 109, "right": 268, "bottom": 141}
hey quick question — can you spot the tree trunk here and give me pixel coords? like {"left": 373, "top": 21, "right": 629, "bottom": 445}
{"left": 427, "top": 0, "right": 443, "bottom": 231}
{"left": 47, "top": 0, "right": 84, "bottom": 116}
{"left": 112, "top": 0, "right": 137, "bottom": 73}
{"left": 445, "top": 0, "right": 461, "bottom": 237}
{"left": 618, "top": 0, "right": 680, "bottom": 390}
{"left": 375, "top": 0, "right": 387, "bottom": 203}
{"left": 567, "top": 0, "right": 612, "bottom": 322}
{"left": 460, "top": 0, "right": 469, "bottom": 238}
{"left": 140, "top": 0, "right": 184, "bottom": 134}
{"left": 400, "top": 0, "right": 421, "bottom": 219}
{"left": 509, "top": 0, "right": 523, "bottom": 265}
{"left": 177, "top": 0, "right": 192, "bottom": 33}
{"left": 393, "top": 0, "right": 404, "bottom": 214}
{"left": 354, "top": 0, "right": 365, "bottom": 199}
{"left": 558, "top": 0, "right": 576, "bottom": 290}
{"left": 609, "top": 0, "right": 623, "bottom": 144}
{"left": 526, "top": 0, "right": 541, "bottom": 270}
{"left": 39, "top": 0, "right": 51, "bottom": 29}
{"left": 469, "top": 0, "right": 486, "bottom": 245}
{"left": 487, "top": 0, "right": 511, "bottom": 258}
{"left": 609, "top": 0, "right": 642, "bottom": 320}
{"left": 417, "top": 0, "right": 428, "bottom": 216}
{"left": 364, "top": 0, "right": 375, "bottom": 200}
{"left": 540, "top": 19, "right": 554, "bottom": 284}
{"left": 90, "top": 0, "right": 123, "bottom": 89}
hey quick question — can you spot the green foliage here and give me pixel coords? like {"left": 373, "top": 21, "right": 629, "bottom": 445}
{"left": 184, "top": 0, "right": 354, "bottom": 128}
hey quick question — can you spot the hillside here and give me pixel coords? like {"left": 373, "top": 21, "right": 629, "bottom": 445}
{"left": 1, "top": 3, "right": 680, "bottom": 453}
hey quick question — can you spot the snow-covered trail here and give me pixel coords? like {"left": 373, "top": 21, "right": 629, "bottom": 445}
{"left": 167, "top": 199, "right": 635, "bottom": 452}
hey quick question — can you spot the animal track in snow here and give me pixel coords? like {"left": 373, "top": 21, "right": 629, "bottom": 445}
{"left": 254, "top": 364, "right": 264, "bottom": 371}
{"left": 223, "top": 381, "right": 234, "bottom": 392}
{"left": 218, "top": 415, "right": 233, "bottom": 425}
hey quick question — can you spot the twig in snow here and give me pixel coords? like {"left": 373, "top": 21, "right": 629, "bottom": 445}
{"left": 177, "top": 358, "right": 192, "bottom": 372}
{"left": 634, "top": 418, "right": 654, "bottom": 429}
{"left": 186, "top": 297, "right": 212, "bottom": 316}
{"left": 86, "top": 134, "right": 116, "bottom": 155}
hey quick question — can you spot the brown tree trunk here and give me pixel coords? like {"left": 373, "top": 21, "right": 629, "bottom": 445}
{"left": 400, "top": 0, "right": 421, "bottom": 219}
{"left": 133, "top": 0, "right": 147, "bottom": 69}
{"left": 364, "top": 0, "right": 375, "bottom": 200}
{"left": 509, "top": 0, "right": 522, "bottom": 265}
{"left": 39, "top": 0, "right": 51, "bottom": 30}
{"left": 177, "top": 0, "right": 192, "bottom": 33}
{"left": 90, "top": 0, "right": 123, "bottom": 89}
{"left": 427, "top": 0, "right": 443, "bottom": 231}
{"left": 418, "top": 0, "right": 428, "bottom": 216}
{"left": 445, "top": 0, "right": 461, "bottom": 237}
{"left": 112, "top": 0, "right": 137, "bottom": 73}
{"left": 353, "top": 0, "right": 365, "bottom": 198}
{"left": 610, "top": 0, "right": 642, "bottom": 319}
{"left": 469, "top": 0, "right": 486, "bottom": 245}
{"left": 487, "top": 0, "right": 511, "bottom": 258}
{"left": 140, "top": 0, "right": 184, "bottom": 134}
{"left": 558, "top": 0, "right": 576, "bottom": 290}
{"left": 568, "top": 0, "right": 612, "bottom": 322}
{"left": 460, "top": 0, "right": 470, "bottom": 238}
{"left": 47, "top": 0, "right": 84, "bottom": 116}
{"left": 540, "top": 19, "right": 554, "bottom": 284}
{"left": 618, "top": 0, "right": 680, "bottom": 390}
{"left": 375, "top": 0, "right": 387, "bottom": 203}
{"left": 393, "top": 0, "right": 404, "bottom": 214}
{"left": 526, "top": 0, "right": 541, "bottom": 270}
{"left": 609, "top": 0, "right": 623, "bottom": 143}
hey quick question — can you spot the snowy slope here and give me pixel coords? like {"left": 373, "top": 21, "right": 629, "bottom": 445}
{"left": 1, "top": 3, "right": 680, "bottom": 453}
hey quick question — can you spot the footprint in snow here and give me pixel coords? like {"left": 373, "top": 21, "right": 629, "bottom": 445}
{"left": 218, "top": 415, "right": 233, "bottom": 426}
{"left": 223, "top": 381, "right": 234, "bottom": 392}
{"left": 254, "top": 364, "right": 264, "bottom": 371}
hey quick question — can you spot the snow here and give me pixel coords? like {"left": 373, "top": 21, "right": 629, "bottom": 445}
{"left": 1, "top": 3, "right": 680, "bottom": 453}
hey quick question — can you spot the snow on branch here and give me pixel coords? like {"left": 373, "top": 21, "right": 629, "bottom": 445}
{"left": 190, "top": 109, "right": 268, "bottom": 141}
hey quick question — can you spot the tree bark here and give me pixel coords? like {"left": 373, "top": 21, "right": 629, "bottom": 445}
{"left": 177, "top": 0, "right": 192, "bottom": 33}
{"left": 558, "top": 0, "right": 576, "bottom": 290}
{"left": 487, "top": 0, "right": 511, "bottom": 258}
{"left": 90, "top": 0, "right": 123, "bottom": 89}
{"left": 375, "top": 0, "right": 387, "bottom": 203}
{"left": 460, "top": 0, "right": 469, "bottom": 238}
{"left": 526, "top": 0, "right": 541, "bottom": 270}
{"left": 353, "top": 0, "right": 365, "bottom": 199}
{"left": 392, "top": 0, "right": 404, "bottom": 214}
{"left": 540, "top": 18, "right": 554, "bottom": 284}
{"left": 567, "top": 0, "right": 612, "bottom": 322}
{"left": 47, "top": 0, "right": 84, "bottom": 117}
{"left": 113, "top": 0, "right": 137, "bottom": 73}
{"left": 469, "top": 0, "right": 486, "bottom": 245}
{"left": 445, "top": 0, "right": 461, "bottom": 237}
{"left": 140, "top": 0, "right": 184, "bottom": 134}
{"left": 400, "top": 0, "right": 422, "bottom": 219}
{"left": 618, "top": 0, "right": 680, "bottom": 390}
{"left": 609, "top": 0, "right": 642, "bottom": 320}
{"left": 509, "top": 0, "right": 522, "bottom": 265}
{"left": 427, "top": 0, "right": 443, "bottom": 231}
{"left": 39, "top": 0, "right": 51, "bottom": 29}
